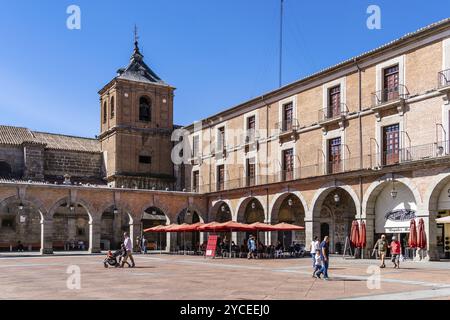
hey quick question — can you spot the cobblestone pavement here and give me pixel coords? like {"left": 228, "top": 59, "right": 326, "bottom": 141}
{"left": 1, "top": 254, "right": 449, "bottom": 300}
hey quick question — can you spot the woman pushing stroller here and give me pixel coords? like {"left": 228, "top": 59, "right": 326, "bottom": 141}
{"left": 103, "top": 243, "right": 131, "bottom": 268}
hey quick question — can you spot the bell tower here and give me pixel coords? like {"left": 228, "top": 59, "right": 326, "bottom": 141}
{"left": 98, "top": 33, "right": 176, "bottom": 189}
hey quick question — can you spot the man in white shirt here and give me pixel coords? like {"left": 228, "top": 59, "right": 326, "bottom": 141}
{"left": 310, "top": 236, "right": 319, "bottom": 268}
{"left": 121, "top": 232, "right": 135, "bottom": 268}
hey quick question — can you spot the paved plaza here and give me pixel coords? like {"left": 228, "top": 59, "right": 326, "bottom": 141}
{"left": 1, "top": 253, "right": 450, "bottom": 300}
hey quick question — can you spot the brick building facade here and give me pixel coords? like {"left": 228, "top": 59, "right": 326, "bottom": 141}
{"left": 1, "top": 19, "right": 450, "bottom": 260}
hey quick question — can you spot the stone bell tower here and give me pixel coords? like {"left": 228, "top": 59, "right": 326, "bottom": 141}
{"left": 98, "top": 34, "right": 176, "bottom": 189}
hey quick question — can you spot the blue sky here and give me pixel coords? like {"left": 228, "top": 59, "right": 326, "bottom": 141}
{"left": 0, "top": 0, "right": 449, "bottom": 137}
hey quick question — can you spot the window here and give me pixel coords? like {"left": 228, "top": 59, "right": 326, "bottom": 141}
{"left": 139, "top": 156, "right": 152, "bottom": 164}
{"left": 217, "top": 165, "right": 225, "bottom": 191}
{"left": 193, "top": 170, "right": 200, "bottom": 192}
{"left": 1, "top": 218, "right": 14, "bottom": 228}
{"left": 139, "top": 97, "right": 151, "bottom": 122}
{"left": 282, "top": 149, "right": 294, "bottom": 181}
{"left": 192, "top": 136, "right": 200, "bottom": 157}
{"left": 246, "top": 115, "right": 256, "bottom": 142}
{"left": 383, "top": 124, "right": 400, "bottom": 165}
{"left": 383, "top": 65, "right": 399, "bottom": 102}
{"left": 328, "top": 137, "right": 341, "bottom": 174}
{"left": 328, "top": 85, "right": 341, "bottom": 118}
{"left": 217, "top": 127, "right": 225, "bottom": 152}
{"left": 110, "top": 96, "right": 115, "bottom": 118}
{"left": 103, "top": 102, "right": 107, "bottom": 123}
{"left": 282, "top": 102, "right": 293, "bottom": 131}
{"left": 246, "top": 158, "right": 255, "bottom": 186}
{"left": 0, "top": 161, "right": 12, "bottom": 178}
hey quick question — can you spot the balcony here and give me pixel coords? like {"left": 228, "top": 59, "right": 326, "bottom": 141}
{"left": 371, "top": 85, "right": 409, "bottom": 120}
{"left": 370, "top": 141, "right": 450, "bottom": 168}
{"left": 188, "top": 140, "right": 450, "bottom": 193}
{"left": 318, "top": 104, "right": 348, "bottom": 132}
{"left": 276, "top": 119, "right": 299, "bottom": 143}
{"left": 242, "top": 131, "right": 259, "bottom": 153}
{"left": 215, "top": 144, "right": 227, "bottom": 160}
{"left": 438, "top": 69, "right": 450, "bottom": 100}
{"left": 189, "top": 154, "right": 202, "bottom": 166}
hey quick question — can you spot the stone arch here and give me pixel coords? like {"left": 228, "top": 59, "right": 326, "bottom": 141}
{"left": 270, "top": 192, "right": 307, "bottom": 248}
{"left": 269, "top": 191, "right": 308, "bottom": 223}
{"left": 362, "top": 174, "right": 422, "bottom": 219}
{"left": 423, "top": 171, "right": 450, "bottom": 212}
{"left": 361, "top": 174, "right": 422, "bottom": 257}
{"left": 235, "top": 196, "right": 266, "bottom": 223}
{"left": 309, "top": 181, "right": 360, "bottom": 254}
{"left": 209, "top": 199, "right": 233, "bottom": 222}
{"left": 309, "top": 181, "right": 361, "bottom": 220}
{"left": 141, "top": 206, "right": 170, "bottom": 252}
{"left": 48, "top": 197, "right": 95, "bottom": 221}
{"left": 0, "top": 195, "right": 49, "bottom": 253}
{"left": 139, "top": 201, "right": 172, "bottom": 223}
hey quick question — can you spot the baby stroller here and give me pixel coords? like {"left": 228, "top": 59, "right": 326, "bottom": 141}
{"left": 103, "top": 249, "right": 122, "bottom": 268}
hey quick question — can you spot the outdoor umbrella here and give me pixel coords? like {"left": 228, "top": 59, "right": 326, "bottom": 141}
{"left": 408, "top": 219, "right": 417, "bottom": 249}
{"left": 350, "top": 220, "right": 360, "bottom": 248}
{"left": 216, "top": 221, "right": 255, "bottom": 258}
{"left": 358, "top": 221, "right": 366, "bottom": 247}
{"left": 177, "top": 222, "right": 204, "bottom": 254}
{"left": 197, "top": 221, "right": 224, "bottom": 232}
{"left": 359, "top": 221, "right": 366, "bottom": 258}
{"left": 272, "top": 222, "right": 305, "bottom": 231}
{"left": 417, "top": 218, "right": 427, "bottom": 250}
{"left": 436, "top": 216, "right": 450, "bottom": 224}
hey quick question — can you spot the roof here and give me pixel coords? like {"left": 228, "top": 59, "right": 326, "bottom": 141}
{"left": 0, "top": 126, "right": 38, "bottom": 145}
{"left": 32, "top": 131, "right": 100, "bottom": 153}
{"left": 0, "top": 125, "right": 101, "bottom": 153}
{"left": 184, "top": 17, "right": 450, "bottom": 130}
{"left": 116, "top": 41, "right": 169, "bottom": 86}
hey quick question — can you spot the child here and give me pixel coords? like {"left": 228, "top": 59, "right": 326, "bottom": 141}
{"left": 312, "top": 249, "right": 323, "bottom": 278}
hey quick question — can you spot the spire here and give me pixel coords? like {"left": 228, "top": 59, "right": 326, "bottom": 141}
{"left": 132, "top": 24, "right": 143, "bottom": 61}
{"left": 115, "top": 25, "right": 164, "bottom": 85}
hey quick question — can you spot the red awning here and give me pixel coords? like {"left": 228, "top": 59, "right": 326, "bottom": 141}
{"left": 217, "top": 221, "right": 255, "bottom": 232}
{"left": 272, "top": 222, "right": 305, "bottom": 231}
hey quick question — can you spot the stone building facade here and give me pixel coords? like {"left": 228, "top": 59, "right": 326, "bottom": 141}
{"left": 2, "top": 19, "right": 450, "bottom": 261}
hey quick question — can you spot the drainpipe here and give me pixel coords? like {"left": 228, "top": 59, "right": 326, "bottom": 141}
{"left": 354, "top": 58, "right": 365, "bottom": 257}
{"left": 261, "top": 95, "right": 270, "bottom": 184}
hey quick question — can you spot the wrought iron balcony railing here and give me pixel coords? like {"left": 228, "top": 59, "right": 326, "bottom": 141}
{"left": 372, "top": 84, "right": 409, "bottom": 107}
{"left": 438, "top": 69, "right": 450, "bottom": 89}
{"left": 318, "top": 103, "right": 348, "bottom": 123}
{"left": 275, "top": 119, "right": 299, "bottom": 134}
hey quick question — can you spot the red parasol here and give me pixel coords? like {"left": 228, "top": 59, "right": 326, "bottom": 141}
{"left": 350, "top": 220, "right": 360, "bottom": 248}
{"left": 417, "top": 218, "right": 427, "bottom": 249}
{"left": 249, "top": 222, "right": 279, "bottom": 231}
{"left": 165, "top": 223, "right": 189, "bottom": 232}
{"left": 408, "top": 219, "right": 417, "bottom": 248}
{"left": 197, "top": 221, "right": 225, "bottom": 232}
{"left": 359, "top": 221, "right": 366, "bottom": 249}
{"left": 176, "top": 222, "right": 204, "bottom": 232}
{"left": 217, "top": 221, "right": 255, "bottom": 232}
{"left": 272, "top": 222, "right": 305, "bottom": 231}
{"left": 143, "top": 224, "right": 168, "bottom": 233}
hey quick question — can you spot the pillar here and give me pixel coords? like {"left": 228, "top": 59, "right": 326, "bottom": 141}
{"left": 88, "top": 219, "right": 101, "bottom": 253}
{"left": 304, "top": 218, "right": 314, "bottom": 249}
{"left": 423, "top": 213, "right": 439, "bottom": 261}
{"left": 40, "top": 219, "right": 53, "bottom": 255}
{"left": 364, "top": 216, "right": 375, "bottom": 259}
{"left": 129, "top": 223, "right": 142, "bottom": 252}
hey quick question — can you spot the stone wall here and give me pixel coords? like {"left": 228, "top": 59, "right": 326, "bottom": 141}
{"left": 43, "top": 149, "right": 104, "bottom": 181}
{"left": 0, "top": 145, "right": 23, "bottom": 178}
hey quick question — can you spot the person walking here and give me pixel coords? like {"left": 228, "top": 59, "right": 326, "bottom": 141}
{"left": 121, "top": 232, "right": 135, "bottom": 268}
{"left": 316, "top": 236, "right": 330, "bottom": 280}
{"left": 312, "top": 249, "right": 323, "bottom": 278}
{"left": 310, "top": 236, "right": 319, "bottom": 268}
{"left": 141, "top": 236, "right": 148, "bottom": 254}
{"left": 390, "top": 236, "right": 401, "bottom": 269}
{"left": 136, "top": 236, "right": 141, "bottom": 253}
{"left": 247, "top": 235, "right": 256, "bottom": 259}
{"left": 373, "top": 234, "right": 388, "bottom": 268}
